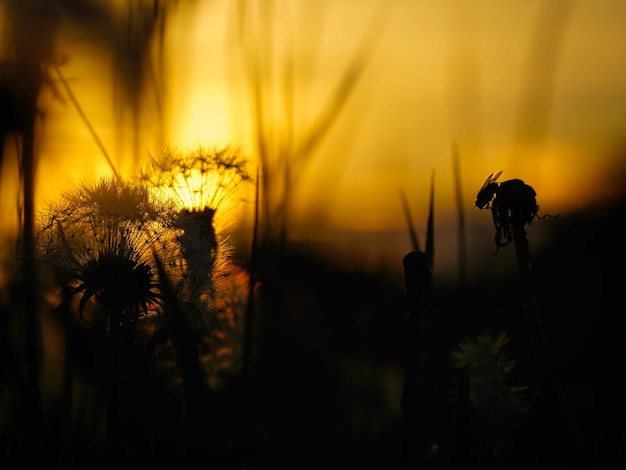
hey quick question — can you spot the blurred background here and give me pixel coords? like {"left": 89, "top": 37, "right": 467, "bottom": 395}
{"left": 1, "top": 1, "right": 626, "bottom": 468}
{"left": 1, "top": 0, "right": 625, "bottom": 274}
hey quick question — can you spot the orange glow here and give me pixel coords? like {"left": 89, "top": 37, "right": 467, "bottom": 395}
{"left": 0, "top": 0, "right": 625, "bottom": 271}
{"left": 149, "top": 166, "right": 243, "bottom": 230}
{"left": 2, "top": 5, "right": 626, "bottom": 465}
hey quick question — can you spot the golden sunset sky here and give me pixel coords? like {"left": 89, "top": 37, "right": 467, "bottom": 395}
{"left": 2, "top": 0, "right": 625, "bottom": 271}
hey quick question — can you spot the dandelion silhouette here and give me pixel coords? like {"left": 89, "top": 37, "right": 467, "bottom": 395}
{"left": 474, "top": 171, "right": 559, "bottom": 359}
{"left": 36, "top": 177, "right": 179, "bottom": 456}
{"left": 475, "top": 173, "right": 596, "bottom": 469}
{"left": 140, "top": 144, "right": 251, "bottom": 291}
{"left": 70, "top": 252, "right": 158, "bottom": 322}
{"left": 140, "top": 146, "right": 253, "bottom": 457}
{"left": 140, "top": 144, "right": 251, "bottom": 218}
{"left": 38, "top": 177, "right": 176, "bottom": 322}
{"left": 138, "top": 145, "right": 252, "bottom": 353}
{"left": 475, "top": 171, "right": 548, "bottom": 255}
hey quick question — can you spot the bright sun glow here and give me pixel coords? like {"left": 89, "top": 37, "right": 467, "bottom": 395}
{"left": 139, "top": 144, "right": 252, "bottom": 234}
{"left": 152, "top": 168, "right": 241, "bottom": 219}
{"left": 1, "top": 0, "right": 625, "bottom": 266}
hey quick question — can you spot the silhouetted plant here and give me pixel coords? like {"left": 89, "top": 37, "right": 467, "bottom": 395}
{"left": 234, "top": 1, "right": 389, "bottom": 247}
{"left": 475, "top": 170, "right": 545, "bottom": 255}
{"left": 475, "top": 172, "right": 596, "bottom": 470}
{"left": 140, "top": 144, "right": 252, "bottom": 216}
{"left": 140, "top": 144, "right": 249, "bottom": 296}
{"left": 36, "top": 177, "right": 178, "bottom": 457}
{"left": 474, "top": 171, "right": 561, "bottom": 357}
{"left": 400, "top": 173, "right": 439, "bottom": 468}
{"left": 0, "top": 2, "right": 63, "bottom": 458}
{"left": 138, "top": 145, "right": 252, "bottom": 460}
{"left": 139, "top": 143, "right": 251, "bottom": 304}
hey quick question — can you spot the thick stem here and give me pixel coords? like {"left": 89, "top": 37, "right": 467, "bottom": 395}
{"left": 21, "top": 62, "right": 45, "bottom": 458}
{"left": 402, "top": 251, "right": 437, "bottom": 467}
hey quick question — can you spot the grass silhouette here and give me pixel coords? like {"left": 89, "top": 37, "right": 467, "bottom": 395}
{"left": 0, "top": 2, "right": 63, "bottom": 460}
{"left": 235, "top": 0, "right": 390, "bottom": 248}
{"left": 0, "top": 2, "right": 622, "bottom": 469}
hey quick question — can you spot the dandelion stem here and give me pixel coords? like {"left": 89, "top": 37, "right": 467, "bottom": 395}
{"left": 105, "top": 307, "right": 122, "bottom": 459}
{"left": 512, "top": 223, "right": 597, "bottom": 470}
{"left": 512, "top": 223, "right": 548, "bottom": 358}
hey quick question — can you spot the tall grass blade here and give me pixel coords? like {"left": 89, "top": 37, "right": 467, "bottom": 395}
{"left": 511, "top": 0, "right": 577, "bottom": 164}
{"left": 452, "top": 142, "right": 466, "bottom": 293}
{"left": 398, "top": 188, "right": 420, "bottom": 252}
{"left": 235, "top": 0, "right": 272, "bottom": 239}
{"left": 295, "top": 5, "right": 388, "bottom": 162}
{"left": 236, "top": 1, "right": 389, "bottom": 245}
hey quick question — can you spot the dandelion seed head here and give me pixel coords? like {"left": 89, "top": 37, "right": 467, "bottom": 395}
{"left": 139, "top": 144, "right": 252, "bottom": 230}
{"left": 37, "top": 178, "right": 179, "bottom": 320}
{"left": 76, "top": 251, "right": 160, "bottom": 321}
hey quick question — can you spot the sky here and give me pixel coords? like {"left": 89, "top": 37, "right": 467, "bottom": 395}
{"left": 2, "top": 0, "right": 626, "bottom": 272}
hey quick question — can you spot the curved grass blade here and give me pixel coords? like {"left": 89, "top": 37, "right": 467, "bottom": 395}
{"left": 52, "top": 64, "right": 122, "bottom": 182}
{"left": 399, "top": 188, "right": 420, "bottom": 253}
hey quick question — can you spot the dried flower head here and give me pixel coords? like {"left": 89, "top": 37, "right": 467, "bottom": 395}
{"left": 475, "top": 172, "right": 542, "bottom": 253}
{"left": 37, "top": 177, "right": 178, "bottom": 323}
{"left": 139, "top": 144, "right": 250, "bottom": 291}
{"left": 140, "top": 144, "right": 252, "bottom": 222}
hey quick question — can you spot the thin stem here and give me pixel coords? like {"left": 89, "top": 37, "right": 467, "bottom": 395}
{"left": 106, "top": 307, "right": 122, "bottom": 460}
{"left": 52, "top": 64, "right": 122, "bottom": 182}
{"left": 512, "top": 223, "right": 597, "bottom": 470}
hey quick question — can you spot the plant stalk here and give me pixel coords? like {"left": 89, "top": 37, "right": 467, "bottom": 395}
{"left": 512, "top": 222, "right": 596, "bottom": 470}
